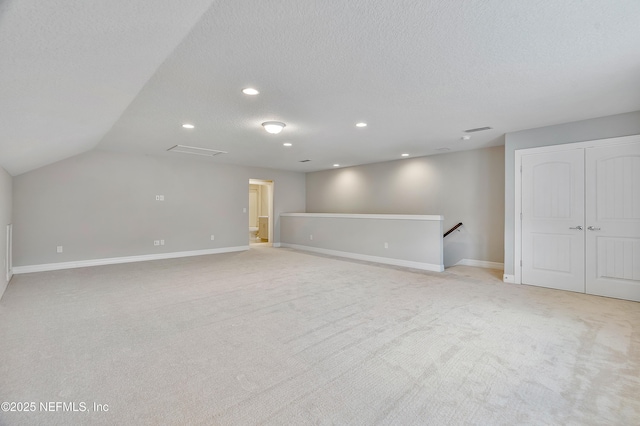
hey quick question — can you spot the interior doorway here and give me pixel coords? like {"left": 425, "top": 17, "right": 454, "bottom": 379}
{"left": 248, "top": 179, "right": 274, "bottom": 246}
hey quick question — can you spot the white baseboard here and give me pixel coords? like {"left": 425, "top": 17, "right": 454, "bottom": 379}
{"left": 278, "top": 243, "right": 444, "bottom": 272}
{"left": 503, "top": 274, "right": 516, "bottom": 284}
{"left": 13, "top": 246, "right": 249, "bottom": 274}
{"left": 272, "top": 243, "right": 281, "bottom": 248}
{"left": 455, "top": 259, "right": 504, "bottom": 270}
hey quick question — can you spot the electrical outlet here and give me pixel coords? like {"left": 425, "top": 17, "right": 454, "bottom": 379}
{"left": 210, "top": 235, "right": 215, "bottom": 241}
{"left": 309, "top": 234, "right": 313, "bottom": 240}
{"left": 160, "top": 240, "right": 165, "bottom": 246}
{"left": 243, "top": 207, "right": 247, "bottom": 213}
{"left": 56, "top": 246, "right": 63, "bottom": 253}
{"left": 154, "top": 240, "right": 160, "bottom": 246}
{"left": 384, "top": 242, "right": 388, "bottom": 249}
{"left": 155, "top": 195, "right": 164, "bottom": 201}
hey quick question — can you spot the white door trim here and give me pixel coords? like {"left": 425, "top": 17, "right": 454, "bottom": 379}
{"left": 514, "top": 134, "right": 640, "bottom": 285}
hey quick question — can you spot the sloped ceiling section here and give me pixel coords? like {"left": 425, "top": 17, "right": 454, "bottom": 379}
{"left": 98, "top": 0, "right": 640, "bottom": 172}
{"left": 0, "top": 0, "right": 217, "bottom": 176}
{"left": 2, "top": 0, "right": 640, "bottom": 176}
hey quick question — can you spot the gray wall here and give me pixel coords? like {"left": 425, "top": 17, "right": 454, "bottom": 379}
{"left": 13, "top": 150, "right": 305, "bottom": 267}
{"left": 0, "top": 166, "right": 12, "bottom": 299}
{"left": 306, "top": 146, "right": 505, "bottom": 266}
{"left": 504, "top": 110, "right": 640, "bottom": 275}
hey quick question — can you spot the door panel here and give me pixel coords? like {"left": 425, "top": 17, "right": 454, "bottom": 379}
{"left": 522, "top": 149, "right": 585, "bottom": 292}
{"left": 532, "top": 233, "right": 573, "bottom": 273}
{"left": 586, "top": 142, "right": 640, "bottom": 301}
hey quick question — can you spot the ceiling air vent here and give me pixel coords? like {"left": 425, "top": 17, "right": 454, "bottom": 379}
{"left": 464, "top": 126, "right": 493, "bottom": 133}
{"left": 299, "top": 159, "right": 311, "bottom": 162}
{"left": 167, "top": 145, "right": 228, "bottom": 157}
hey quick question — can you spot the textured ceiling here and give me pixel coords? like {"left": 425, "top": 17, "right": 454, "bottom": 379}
{"left": 2, "top": 0, "right": 640, "bottom": 176}
{"left": 0, "top": 0, "right": 217, "bottom": 175}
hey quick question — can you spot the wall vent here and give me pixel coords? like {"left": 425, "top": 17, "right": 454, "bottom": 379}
{"left": 167, "top": 145, "right": 228, "bottom": 157}
{"left": 299, "top": 159, "right": 311, "bottom": 162}
{"left": 464, "top": 126, "right": 492, "bottom": 133}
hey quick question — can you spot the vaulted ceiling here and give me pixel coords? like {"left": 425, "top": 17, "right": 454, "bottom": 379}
{"left": 1, "top": 0, "right": 639, "bottom": 176}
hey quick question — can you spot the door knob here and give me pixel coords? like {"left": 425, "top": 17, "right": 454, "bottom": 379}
{"left": 569, "top": 226, "right": 583, "bottom": 230}
{"left": 587, "top": 226, "right": 601, "bottom": 231}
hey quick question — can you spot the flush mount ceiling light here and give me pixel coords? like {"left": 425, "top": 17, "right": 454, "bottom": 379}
{"left": 242, "top": 88, "right": 259, "bottom": 95}
{"left": 182, "top": 123, "right": 195, "bottom": 129}
{"left": 401, "top": 153, "right": 409, "bottom": 157}
{"left": 333, "top": 164, "right": 340, "bottom": 167}
{"left": 356, "top": 122, "right": 367, "bottom": 127}
{"left": 262, "top": 121, "right": 286, "bottom": 134}
{"left": 461, "top": 135, "right": 471, "bottom": 141}
{"left": 283, "top": 142, "right": 292, "bottom": 147}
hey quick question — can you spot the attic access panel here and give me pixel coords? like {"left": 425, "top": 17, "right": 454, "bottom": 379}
{"left": 167, "top": 145, "right": 228, "bottom": 157}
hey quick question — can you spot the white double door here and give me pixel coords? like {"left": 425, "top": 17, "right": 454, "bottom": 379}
{"left": 521, "top": 141, "right": 640, "bottom": 302}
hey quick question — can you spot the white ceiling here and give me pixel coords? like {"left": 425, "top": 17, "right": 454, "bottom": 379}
{"left": 2, "top": 0, "right": 639, "bottom": 176}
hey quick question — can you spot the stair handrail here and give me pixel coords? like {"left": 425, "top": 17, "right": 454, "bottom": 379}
{"left": 443, "top": 222, "right": 463, "bottom": 238}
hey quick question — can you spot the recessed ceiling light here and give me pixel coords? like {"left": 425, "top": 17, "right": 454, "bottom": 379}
{"left": 333, "top": 164, "right": 340, "bottom": 167}
{"left": 401, "top": 153, "right": 409, "bottom": 157}
{"left": 242, "top": 88, "right": 259, "bottom": 95}
{"left": 262, "top": 121, "right": 286, "bottom": 134}
{"left": 182, "top": 123, "right": 195, "bottom": 129}
{"left": 283, "top": 142, "right": 292, "bottom": 147}
{"left": 356, "top": 122, "right": 367, "bottom": 128}
{"left": 461, "top": 135, "right": 471, "bottom": 141}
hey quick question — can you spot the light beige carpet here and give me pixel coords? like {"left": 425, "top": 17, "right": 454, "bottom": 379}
{"left": 0, "top": 246, "right": 638, "bottom": 425}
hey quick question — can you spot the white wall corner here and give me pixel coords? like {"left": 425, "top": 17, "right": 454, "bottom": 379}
{"left": 272, "top": 243, "right": 282, "bottom": 248}
{"left": 503, "top": 274, "right": 516, "bottom": 284}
